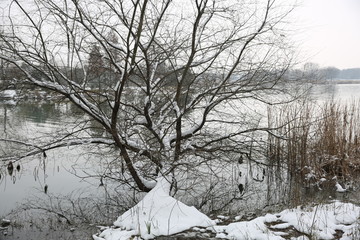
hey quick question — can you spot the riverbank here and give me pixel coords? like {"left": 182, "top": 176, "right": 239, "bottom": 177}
{"left": 2, "top": 198, "right": 359, "bottom": 240}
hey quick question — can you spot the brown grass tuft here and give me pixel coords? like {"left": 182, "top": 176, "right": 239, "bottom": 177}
{"left": 267, "top": 99, "right": 360, "bottom": 205}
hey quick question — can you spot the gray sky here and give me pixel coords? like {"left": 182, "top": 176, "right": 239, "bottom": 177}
{"left": 1, "top": 0, "right": 359, "bottom": 69}
{"left": 293, "top": 0, "right": 360, "bottom": 69}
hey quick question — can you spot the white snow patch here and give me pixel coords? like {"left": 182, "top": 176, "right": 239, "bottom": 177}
{"left": 94, "top": 177, "right": 215, "bottom": 240}
{"left": 273, "top": 231, "right": 289, "bottom": 236}
{"left": 134, "top": 116, "right": 147, "bottom": 125}
{"left": 216, "top": 232, "right": 228, "bottom": 238}
{"left": 290, "top": 236, "right": 310, "bottom": 240}
{"left": 278, "top": 201, "right": 360, "bottom": 240}
{"left": 214, "top": 215, "right": 284, "bottom": 240}
{"left": 234, "top": 215, "right": 242, "bottom": 221}
{"left": 335, "top": 182, "right": 347, "bottom": 192}
{"left": 211, "top": 202, "right": 360, "bottom": 240}
{"left": 1, "top": 90, "right": 17, "bottom": 98}
{"left": 144, "top": 96, "right": 150, "bottom": 106}
{"left": 172, "top": 101, "right": 181, "bottom": 117}
{"left": 93, "top": 229, "right": 138, "bottom": 240}
{"left": 270, "top": 222, "right": 291, "bottom": 229}
{"left": 94, "top": 194, "right": 360, "bottom": 240}
{"left": 138, "top": 176, "right": 157, "bottom": 189}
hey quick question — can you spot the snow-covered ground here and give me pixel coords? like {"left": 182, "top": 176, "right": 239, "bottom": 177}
{"left": 214, "top": 201, "right": 360, "bottom": 240}
{"left": 93, "top": 177, "right": 360, "bottom": 240}
{"left": 0, "top": 89, "right": 17, "bottom": 99}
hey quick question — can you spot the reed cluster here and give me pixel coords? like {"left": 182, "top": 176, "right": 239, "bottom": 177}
{"left": 267, "top": 99, "right": 360, "bottom": 203}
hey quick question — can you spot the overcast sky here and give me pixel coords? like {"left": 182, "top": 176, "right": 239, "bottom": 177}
{"left": 293, "top": 0, "right": 360, "bottom": 69}
{"left": 1, "top": 0, "right": 359, "bottom": 69}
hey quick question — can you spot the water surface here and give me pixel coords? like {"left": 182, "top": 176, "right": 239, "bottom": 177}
{"left": 1, "top": 83, "right": 360, "bottom": 217}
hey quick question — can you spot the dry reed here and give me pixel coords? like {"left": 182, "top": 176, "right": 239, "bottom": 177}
{"left": 267, "top": 99, "right": 360, "bottom": 205}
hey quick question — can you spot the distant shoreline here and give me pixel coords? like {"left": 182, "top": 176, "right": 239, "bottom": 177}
{"left": 330, "top": 79, "right": 360, "bottom": 84}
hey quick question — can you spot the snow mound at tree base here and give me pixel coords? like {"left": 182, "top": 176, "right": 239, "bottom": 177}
{"left": 93, "top": 177, "right": 215, "bottom": 240}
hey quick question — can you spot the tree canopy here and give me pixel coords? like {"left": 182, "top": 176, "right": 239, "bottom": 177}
{"left": 0, "top": 0, "right": 295, "bottom": 194}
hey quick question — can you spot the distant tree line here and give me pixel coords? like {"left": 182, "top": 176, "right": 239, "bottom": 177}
{"left": 318, "top": 66, "right": 360, "bottom": 80}
{"left": 284, "top": 63, "right": 360, "bottom": 83}
{"left": 0, "top": 38, "right": 196, "bottom": 92}
{"left": 336, "top": 68, "right": 360, "bottom": 79}
{"left": 2, "top": 59, "right": 359, "bottom": 92}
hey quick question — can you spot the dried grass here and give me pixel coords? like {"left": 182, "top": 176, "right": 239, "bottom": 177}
{"left": 267, "top": 99, "right": 360, "bottom": 205}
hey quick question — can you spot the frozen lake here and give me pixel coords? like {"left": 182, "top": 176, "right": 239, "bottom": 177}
{"left": 1, "top": 83, "right": 360, "bottom": 217}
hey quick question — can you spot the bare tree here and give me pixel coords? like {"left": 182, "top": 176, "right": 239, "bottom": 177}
{"left": 0, "top": 0, "right": 295, "bottom": 195}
